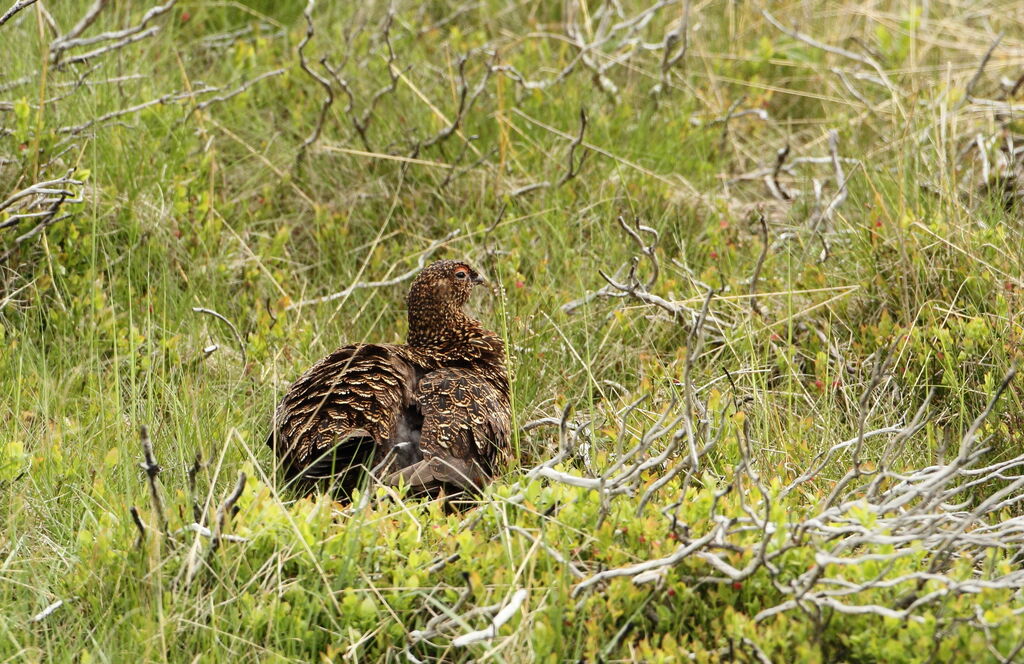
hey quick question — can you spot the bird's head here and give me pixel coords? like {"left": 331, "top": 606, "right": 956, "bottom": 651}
{"left": 407, "top": 259, "right": 486, "bottom": 313}
{"left": 406, "top": 259, "right": 503, "bottom": 355}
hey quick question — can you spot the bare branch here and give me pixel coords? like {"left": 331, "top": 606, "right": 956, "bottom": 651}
{"left": 57, "top": 86, "right": 218, "bottom": 136}
{"left": 0, "top": 0, "right": 38, "bottom": 28}
{"left": 59, "top": 0, "right": 107, "bottom": 45}
{"left": 286, "top": 231, "right": 459, "bottom": 310}
{"left": 30, "top": 599, "right": 66, "bottom": 623}
{"left": 129, "top": 506, "right": 146, "bottom": 549}
{"left": 191, "top": 307, "right": 247, "bottom": 369}
{"left": 963, "top": 32, "right": 1003, "bottom": 103}
{"left": 296, "top": 0, "right": 334, "bottom": 163}
{"left": 556, "top": 107, "right": 589, "bottom": 186}
{"left": 208, "top": 471, "right": 246, "bottom": 559}
{"left": 749, "top": 212, "right": 769, "bottom": 317}
{"left": 761, "top": 9, "right": 896, "bottom": 94}
{"left": 451, "top": 589, "right": 527, "bottom": 647}
{"left": 766, "top": 144, "right": 791, "bottom": 201}
{"left": 139, "top": 426, "right": 168, "bottom": 538}
{"left": 511, "top": 106, "right": 589, "bottom": 196}
{"left": 190, "top": 68, "right": 286, "bottom": 115}
{"left": 56, "top": 25, "right": 160, "bottom": 69}
{"left": 51, "top": 1, "right": 177, "bottom": 66}
{"left": 653, "top": 0, "right": 690, "bottom": 94}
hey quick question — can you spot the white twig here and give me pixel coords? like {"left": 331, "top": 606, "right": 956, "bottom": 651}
{"left": 191, "top": 68, "right": 286, "bottom": 113}
{"left": 0, "top": 0, "right": 37, "bottom": 28}
{"left": 761, "top": 9, "right": 896, "bottom": 94}
{"left": 451, "top": 589, "right": 528, "bottom": 647}
{"left": 192, "top": 307, "right": 247, "bottom": 368}
{"left": 285, "top": 231, "right": 459, "bottom": 310}
{"left": 57, "top": 86, "right": 218, "bottom": 136}
{"left": 51, "top": 0, "right": 177, "bottom": 65}
{"left": 30, "top": 599, "right": 67, "bottom": 623}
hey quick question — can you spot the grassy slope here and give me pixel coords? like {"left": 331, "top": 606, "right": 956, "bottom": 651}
{"left": 1, "top": 1, "right": 1024, "bottom": 662}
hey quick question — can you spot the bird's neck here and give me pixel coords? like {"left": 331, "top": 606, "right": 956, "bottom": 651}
{"left": 407, "top": 305, "right": 472, "bottom": 349}
{"left": 406, "top": 307, "right": 502, "bottom": 361}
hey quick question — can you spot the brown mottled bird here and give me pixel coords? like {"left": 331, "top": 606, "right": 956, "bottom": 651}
{"left": 267, "top": 260, "right": 511, "bottom": 495}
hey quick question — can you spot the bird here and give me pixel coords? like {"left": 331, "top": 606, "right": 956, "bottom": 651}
{"left": 267, "top": 259, "right": 512, "bottom": 497}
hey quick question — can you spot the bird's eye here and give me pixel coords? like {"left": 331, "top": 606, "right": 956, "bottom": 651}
{"left": 454, "top": 268, "right": 469, "bottom": 280}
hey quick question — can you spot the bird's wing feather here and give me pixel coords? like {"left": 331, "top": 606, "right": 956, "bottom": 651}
{"left": 416, "top": 366, "right": 512, "bottom": 478}
{"left": 268, "top": 344, "right": 417, "bottom": 478}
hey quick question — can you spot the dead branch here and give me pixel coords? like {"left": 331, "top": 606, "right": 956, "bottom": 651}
{"left": 286, "top": 230, "right": 459, "bottom": 310}
{"left": 30, "top": 599, "right": 67, "bottom": 623}
{"left": 51, "top": 1, "right": 177, "bottom": 67}
{"left": 138, "top": 426, "right": 168, "bottom": 537}
{"left": 521, "top": 358, "right": 1024, "bottom": 639}
{"left": 820, "top": 129, "right": 849, "bottom": 227}
{"left": 182, "top": 470, "right": 246, "bottom": 587}
{"left": 418, "top": 52, "right": 494, "bottom": 153}
{"left": 557, "top": 107, "right": 589, "bottom": 185}
{"left": 749, "top": 213, "right": 769, "bottom": 317}
{"left": 190, "top": 68, "right": 286, "bottom": 115}
{"left": 761, "top": 9, "right": 895, "bottom": 94}
{"left": 653, "top": 0, "right": 690, "bottom": 94}
{"left": 511, "top": 106, "right": 589, "bottom": 196}
{"left": 437, "top": 134, "right": 486, "bottom": 190}
{"left": 766, "top": 144, "right": 791, "bottom": 201}
{"left": 191, "top": 306, "right": 247, "bottom": 370}
{"left": 451, "top": 589, "right": 527, "bottom": 647}
{"left": 320, "top": 10, "right": 401, "bottom": 153}
{"left": 129, "top": 506, "right": 146, "bottom": 549}
{"left": 962, "top": 32, "right": 1003, "bottom": 105}
{"left": 0, "top": 169, "right": 80, "bottom": 218}
{"left": 187, "top": 452, "right": 204, "bottom": 523}
{"left": 296, "top": 0, "right": 334, "bottom": 163}
{"left": 57, "top": 26, "right": 160, "bottom": 69}
{"left": 0, "top": 0, "right": 37, "bottom": 28}
{"left": 690, "top": 107, "right": 769, "bottom": 128}
{"left": 0, "top": 169, "right": 82, "bottom": 264}
{"left": 0, "top": 211, "right": 72, "bottom": 264}
{"left": 573, "top": 525, "right": 724, "bottom": 596}
{"left": 57, "top": 85, "right": 218, "bottom": 136}
{"left": 208, "top": 471, "right": 246, "bottom": 560}
{"left": 564, "top": 0, "right": 677, "bottom": 100}
{"left": 57, "top": 0, "right": 107, "bottom": 47}
{"left": 563, "top": 215, "right": 728, "bottom": 336}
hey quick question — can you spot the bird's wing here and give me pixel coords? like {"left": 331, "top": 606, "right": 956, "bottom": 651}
{"left": 268, "top": 344, "right": 417, "bottom": 484}
{"left": 415, "top": 366, "right": 512, "bottom": 484}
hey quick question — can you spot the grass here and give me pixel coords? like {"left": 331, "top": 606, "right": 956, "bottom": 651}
{"left": 2, "top": 1, "right": 1024, "bottom": 662}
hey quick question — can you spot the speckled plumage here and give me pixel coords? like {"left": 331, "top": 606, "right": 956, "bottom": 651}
{"left": 267, "top": 260, "right": 511, "bottom": 494}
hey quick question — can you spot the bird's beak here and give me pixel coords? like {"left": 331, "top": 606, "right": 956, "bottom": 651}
{"left": 471, "top": 274, "right": 486, "bottom": 285}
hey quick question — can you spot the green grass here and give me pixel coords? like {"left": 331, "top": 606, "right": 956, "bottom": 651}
{"left": 2, "top": 1, "right": 1024, "bottom": 662}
